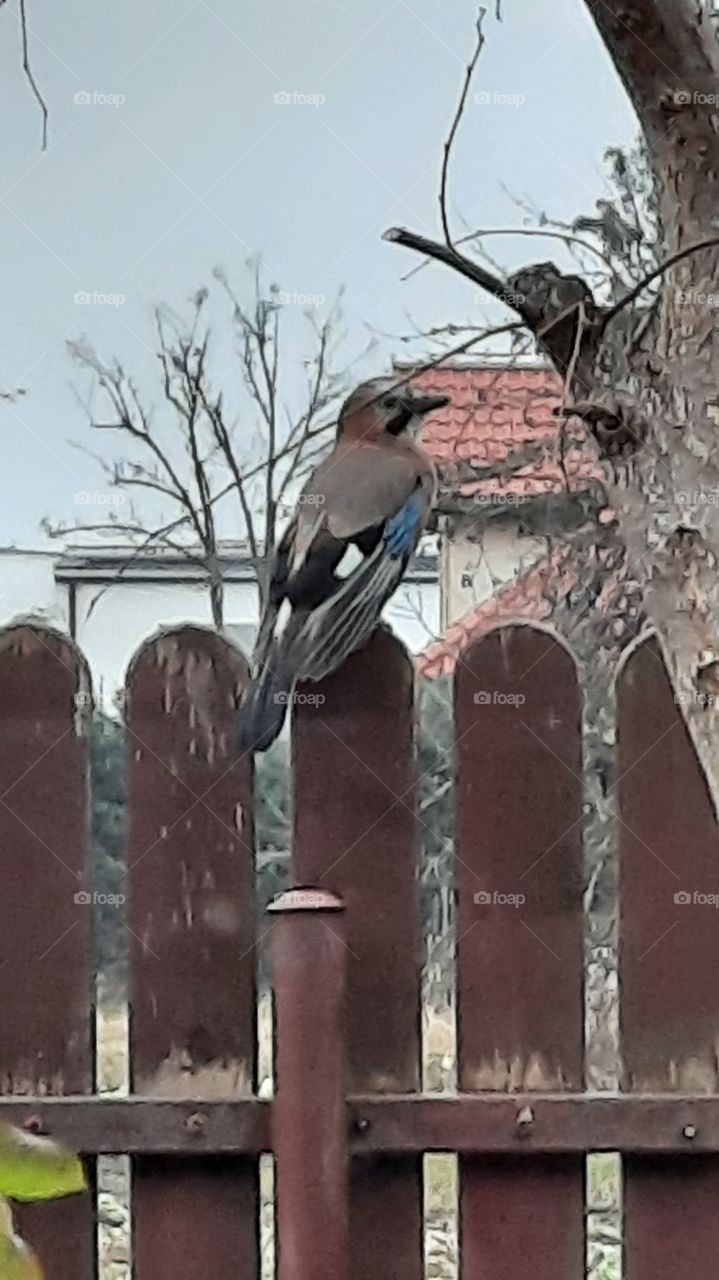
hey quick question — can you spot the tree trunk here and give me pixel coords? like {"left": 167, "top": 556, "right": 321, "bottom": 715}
{"left": 388, "top": 0, "right": 719, "bottom": 810}
{"left": 207, "top": 554, "right": 225, "bottom": 631}
{"left": 582, "top": 0, "right": 719, "bottom": 809}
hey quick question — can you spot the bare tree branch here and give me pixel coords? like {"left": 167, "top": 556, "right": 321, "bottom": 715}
{"left": 56, "top": 270, "right": 348, "bottom": 626}
{"left": 440, "top": 7, "right": 486, "bottom": 247}
{"left": 14, "top": 0, "right": 48, "bottom": 148}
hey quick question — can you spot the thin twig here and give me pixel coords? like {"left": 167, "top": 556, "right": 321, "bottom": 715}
{"left": 600, "top": 236, "right": 719, "bottom": 329}
{"left": 440, "top": 6, "right": 486, "bottom": 247}
{"left": 400, "top": 225, "right": 623, "bottom": 285}
{"left": 18, "top": 0, "right": 48, "bottom": 148}
{"left": 556, "top": 301, "right": 587, "bottom": 487}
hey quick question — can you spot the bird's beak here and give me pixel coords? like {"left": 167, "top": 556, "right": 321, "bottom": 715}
{"left": 407, "top": 392, "right": 450, "bottom": 417}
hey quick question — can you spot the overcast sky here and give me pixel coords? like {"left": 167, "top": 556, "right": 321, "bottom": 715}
{"left": 0, "top": 0, "right": 637, "bottom": 545}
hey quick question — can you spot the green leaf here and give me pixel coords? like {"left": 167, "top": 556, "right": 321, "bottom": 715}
{"left": 0, "top": 1198, "right": 43, "bottom": 1279}
{"left": 0, "top": 1127, "right": 86, "bottom": 1202}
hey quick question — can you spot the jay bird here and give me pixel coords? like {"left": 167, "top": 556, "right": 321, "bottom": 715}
{"left": 238, "top": 375, "right": 449, "bottom": 751}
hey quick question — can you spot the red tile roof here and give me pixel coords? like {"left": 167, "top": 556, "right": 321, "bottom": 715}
{"left": 403, "top": 362, "right": 605, "bottom": 498}
{"left": 417, "top": 550, "right": 576, "bottom": 678}
{"left": 403, "top": 361, "right": 632, "bottom": 678}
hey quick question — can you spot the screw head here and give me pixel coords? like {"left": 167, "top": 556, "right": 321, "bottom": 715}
{"left": 22, "top": 1115, "right": 46, "bottom": 1135}
{"left": 185, "top": 1111, "right": 206, "bottom": 1135}
{"left": 515, "top": 1105, "right": 534, "bottom": 1134}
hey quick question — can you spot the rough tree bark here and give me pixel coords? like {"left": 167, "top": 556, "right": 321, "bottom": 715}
{"left": 387, "top": 0, "right": 719, "bottom": 811}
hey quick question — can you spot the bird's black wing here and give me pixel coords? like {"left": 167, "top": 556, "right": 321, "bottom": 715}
{"left": 287, "top": 488, "right": 430, "bottom": 682}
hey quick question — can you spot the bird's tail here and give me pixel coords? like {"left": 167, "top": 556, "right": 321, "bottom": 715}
{"left": 238, "top": 646, "right": 294, "bottom": 753}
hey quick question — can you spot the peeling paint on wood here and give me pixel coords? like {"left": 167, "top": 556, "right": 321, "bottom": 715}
{"left": 127, "top": 626, "right": 257, "bottom": 1280}
{"left": 0, "top": 624, "right": 95, "bottom": 1279}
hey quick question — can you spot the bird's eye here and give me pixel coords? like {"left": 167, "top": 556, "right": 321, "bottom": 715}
{"left": 382, "top": 394, "right": 397, "bottom": 409}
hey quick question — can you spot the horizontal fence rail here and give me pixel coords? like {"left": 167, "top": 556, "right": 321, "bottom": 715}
{"left": 0, "top": 1094, "right": 717, "bottom": 1154}
{"left": 0, "top": 621, "right": 716, "bottom": 1280}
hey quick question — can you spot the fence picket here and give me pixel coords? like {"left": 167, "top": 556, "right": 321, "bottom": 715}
{"left": 126, "top": 627, "right": 258, "bottom": 1280}
{"left": 5, "top": 618, "right": 719, "bottom": 1280}
{"left": 0, "top": 626, "right": 95, "bottom": 1280}
{"left": 619, "top": 637, "right": 719, "bottom": 1278}
{"left": 292, "top": 630, "right": 423, "bottom": 1280}
{"left": 455, "top": 626, "right": 585, "bottom": 1280}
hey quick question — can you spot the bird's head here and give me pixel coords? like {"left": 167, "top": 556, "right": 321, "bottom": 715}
{"left": 338, "top": 376, "right": 450, "bottom": 441}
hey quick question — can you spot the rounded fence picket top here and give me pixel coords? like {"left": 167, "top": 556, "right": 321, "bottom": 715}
{"left": 3, "top": 618, "right": 719, "bottom": 1280}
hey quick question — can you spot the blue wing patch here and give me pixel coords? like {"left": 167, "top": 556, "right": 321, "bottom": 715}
{"left": 384, "top": 492, "right": 423, "bottom": 558}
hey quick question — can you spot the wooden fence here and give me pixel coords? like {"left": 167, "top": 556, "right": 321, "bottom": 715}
{"left": 0, "top": 620, "right": 718, "bottom": 1279}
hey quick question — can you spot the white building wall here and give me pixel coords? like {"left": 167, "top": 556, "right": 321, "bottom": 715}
{"left": 0, "top": 550, "right": 439, "bottom": 708}
{"left": 0, "top": 550, "right": 68, "bottom": 630}
{"left": 442, "top": 523, "right": 545, "bottom": 626}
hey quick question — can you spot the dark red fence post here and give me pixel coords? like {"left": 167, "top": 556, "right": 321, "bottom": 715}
{"left": 456, "top": 625, "right": 585, "bottom": 1280}
{"left": 619, "top": 637, "right": 719, "bottom": 1279}
{"left": 126, "top": 626, "right": 258, "bottom": 1280}
{"left": 270, "top": 888, "right": 348, "bottom": 1280}
{"left": 0, "top": 625, "right": 95, "bottom": 1280}
{"left": 293, "top": 630, "right": 422, "bottom": 1280}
